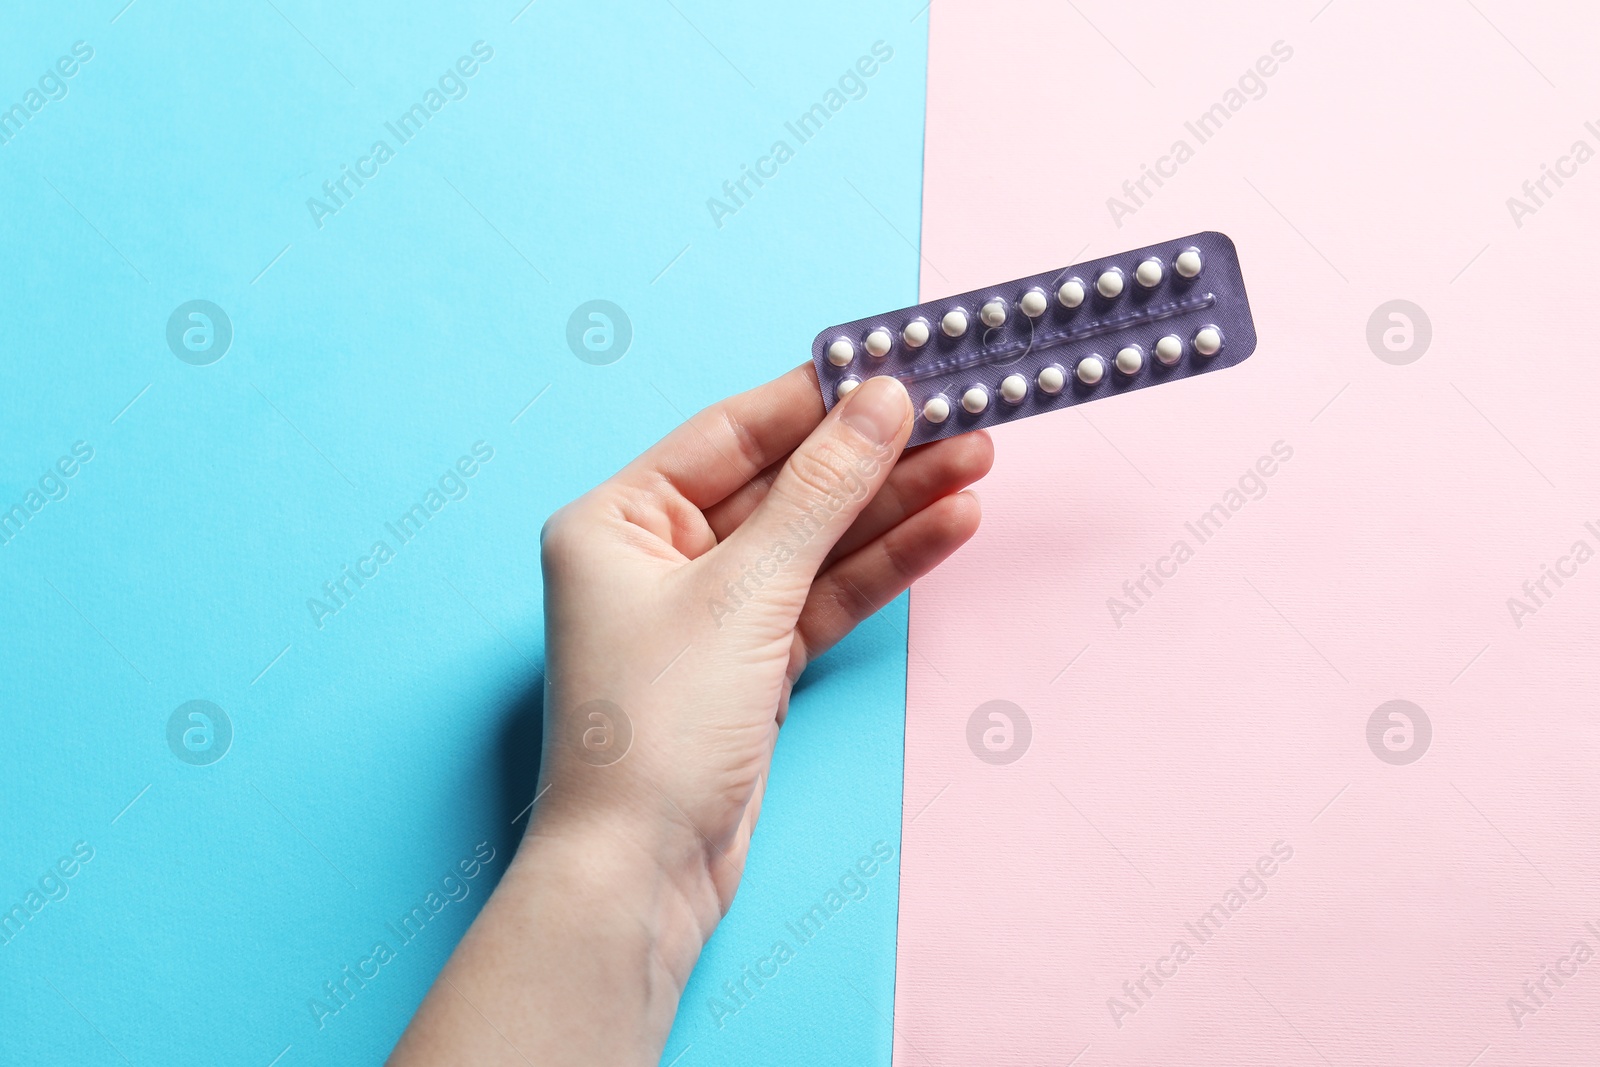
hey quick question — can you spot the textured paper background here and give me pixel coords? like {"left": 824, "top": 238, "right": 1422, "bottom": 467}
{"left": 0, "top": 3, "right": 926, "bottom": 1064}
{"left": 898, "top": 2, "right": 1600, "bottom": 1064}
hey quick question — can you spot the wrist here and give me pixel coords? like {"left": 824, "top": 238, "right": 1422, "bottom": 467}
{"left": 393, "top": 809, "right": 721, "bottom": 1067}
{"left": 519, "top": 799, "right": 724, "bottom": 994}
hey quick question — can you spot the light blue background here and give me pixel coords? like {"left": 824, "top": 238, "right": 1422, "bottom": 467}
{"left": 0, "top": 2, "right": 927, "bottom": 1063}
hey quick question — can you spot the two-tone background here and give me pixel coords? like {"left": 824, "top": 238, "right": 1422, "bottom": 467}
{"left": 5, "top": 2, "right": 1598, "bottom": 1065}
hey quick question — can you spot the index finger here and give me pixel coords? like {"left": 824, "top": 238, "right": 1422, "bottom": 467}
{"left": 620, "top": 362, "right": 826, "bottom": 509}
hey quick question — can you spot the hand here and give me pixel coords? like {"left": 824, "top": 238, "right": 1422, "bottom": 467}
{"left": 391, "top": 364, "right": 991, "bottom": 1066}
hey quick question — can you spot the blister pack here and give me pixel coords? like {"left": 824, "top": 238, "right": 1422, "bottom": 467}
{"left": 811, "top": 231, "right": 1258, "bottom": 446}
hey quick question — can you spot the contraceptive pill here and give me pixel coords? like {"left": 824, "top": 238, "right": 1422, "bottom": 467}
{"left": 811, "top": 230, "right": 1258, "bottom": 445}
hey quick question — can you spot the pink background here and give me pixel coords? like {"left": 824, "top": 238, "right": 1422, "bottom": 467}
{"left": 898, "top": 2, "right": 1600, "bottom": 1064}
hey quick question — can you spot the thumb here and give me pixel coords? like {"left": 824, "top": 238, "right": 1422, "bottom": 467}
{"left": 716, "top": 374, "right": 912, "bottom": 596}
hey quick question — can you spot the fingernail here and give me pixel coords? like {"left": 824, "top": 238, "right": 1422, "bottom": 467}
{"left": 839, "top": 375, "right": 909, "bottom": 445}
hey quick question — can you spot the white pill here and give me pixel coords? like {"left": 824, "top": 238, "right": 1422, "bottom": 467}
{"left": 1155, "top": 334, "right": 1183, "bottom": 365}
{"left": 961, "top": 385, "right": 989, "bottom": 414}
{"left": 922, "top": 394, "right": 950, "bottom": 423}
{"left": 1194, "top": 326, "right": 1223, "bottom": 356}
{"left": 1115, "top": 345, "right": 1143, "bottom": 375}
{"left": 864, "top": 328, "right": 892, "bottom": 357}
{"left": 1057, "top": 278, "right": 1086, "bottom": 308}
{"left": 1175, "top": 248, "right": 1203, "bottom": 278}
{"left": 1037, "top": 364, "right": 1066, "bottom": 394}
{"left": 1019, "top": 289, "right": 1048, "bottom": 318}
{"left": 1136, "top": 258, "right": 1163, "bottom": 288}
{"left": 1077, "top": 355, "right": 1105, "bottom": 385}
{"left": 980, "top": 299, "right": 1007, "bottom": 328}
{"left": 903, "top": 318, "right": 931, "bottom": 348}
{"left": 827, "top": 339, "right": 854, "bottom": 367}
{"left": 1096, "top": 269, "right": 1124, "bottom": 298}
{"left": 941, "top": 309, "right": 969, "bottom": 337}
{"left": 1000, "top": 374, "right": 1028, "bottom": 404}
{"left": 836, "top": 377, "right": 861, "bottom": 400}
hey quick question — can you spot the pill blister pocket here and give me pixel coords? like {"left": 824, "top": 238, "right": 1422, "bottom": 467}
{"left": 811, "top": 231, "right": 1258, "bottom": 446}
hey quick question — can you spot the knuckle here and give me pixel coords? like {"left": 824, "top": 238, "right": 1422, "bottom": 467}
{"left": 714, "top": 407, "right": 767, "bottom": 474}
{"left": 540, "top": 502, "right": 586, "bottom": 563}
{"left": 539, "top": 504, "right": 571, "bottom": 547}
{"left": 783, "top": 440, "right": 866, "bottom": 507}
{"left": 828, "top": 573, "right": 878, "bottom": 620}
{"left": 878, "top": 532, "right": 916, "bottom": 584}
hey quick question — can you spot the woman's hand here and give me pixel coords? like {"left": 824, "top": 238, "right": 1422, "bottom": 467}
{"left": 392, "top": 364, "right": 991, "bottom": 1066}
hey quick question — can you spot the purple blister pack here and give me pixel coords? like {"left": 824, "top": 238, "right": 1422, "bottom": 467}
{"left": 811, "top": 231, "right": 1258, "bottom": 446}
